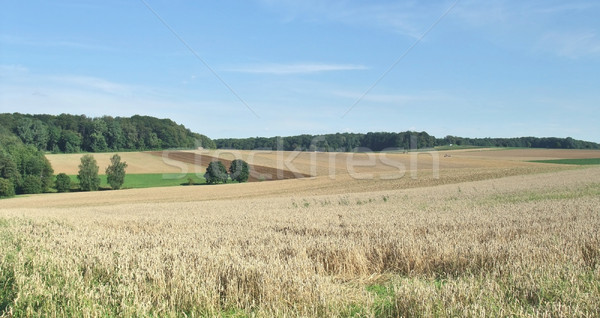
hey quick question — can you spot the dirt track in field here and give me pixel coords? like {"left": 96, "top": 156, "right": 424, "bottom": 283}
{"left": 148, "top": 151, "right": 308, "bottom": 182}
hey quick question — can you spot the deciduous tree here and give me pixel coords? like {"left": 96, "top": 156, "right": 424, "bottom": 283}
{"left": 0, "top": 178, "right": 15, "bottom": 198}
{"left": 204, "top": 161, "right": 228, "bottom": 184}
{"left": 105, "top": 154, "right": 127, "bottom": 190}
{"left": 55, "top": 173, "right": 71, "bottom": 193}
{"left": 229, "top": 159, "right": 249, "bottom": 183}
{"left": 78, "top": 154, "right": 100, "bottom": 191}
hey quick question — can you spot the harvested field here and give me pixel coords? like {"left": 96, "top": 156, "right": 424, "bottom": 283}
{"left": 46, "top": 152, "right": 201, "bottom": 175}
{"left": 46, "top": 147, "right": 594, "bottom": 179}
{"left": 148, "top": 151, "right": 308, "bottom": 182}
{"left": 448, "top": 148, "right": 600, "bottom": 161}
{"left": 172, "top": 148, "right": 548, "bottom": 177}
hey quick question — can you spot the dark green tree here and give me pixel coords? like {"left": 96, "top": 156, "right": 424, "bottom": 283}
{"left": 0, "top": 178, "right": 15, "bottom": 198}
{"left": 16, "top": 146, "right": 53, "bottom": 193}
{"left": 105, "top": 154, "right": 128, "bottom": 190}
{"left": 55, "top": 173, "right": 72, "bottom": 193}
{"left": 229, "top": 159, "right": 249, "bottom": 183}
{"left": 0, "top": 152, "right": 20, "bottom": 188}
{"left": 46, "top": 126, "right": 62, "bottom": 153}
{"left": 21, "top": 175, "right": 43, "bottom": 194}
{"left": 15, "top": 117, "right": 48, "bottom": 151}
{"left": 59, "top": 130, "right": 82, "bottom": 153}
{"left": 78, "top": 154, "right": 100, "bottom": 191}
{"left": 1, "top": 134, "right": 54, "bottom": 194}
{"left": 89, "top": 118, "right": 109, "bottom": 152}
{"left": 105, "top": 117, "right": 125, "bottom": 150}
{"left": 204, "top": 161, "right": 228, "bottom": 184}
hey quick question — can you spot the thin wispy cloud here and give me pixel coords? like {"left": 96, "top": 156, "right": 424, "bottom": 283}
{"left": 0, "top": 34, "right": 116, "bottom": 52}
{"left": 48, "top": 75, "right": 135, "bottom": 95}
{"left": 257, "top": 0, "right": 445, "bottom": 38}
{"left": 228, "top": 63, "right": 368, "bottom": 74}
{"left": 534, "top": 2, "right": 600, "bottom": 14}
{"left": 452, "top": 0, "right": 600, "bottom": 58}
{"left": 333, "top": 90, "right": 430, "bottom": 104}
{"left": 0, "top": 64, "right": 179, "bottom": 100}
{"left": 538, "top": 31, "right": 600, "bottom": 58}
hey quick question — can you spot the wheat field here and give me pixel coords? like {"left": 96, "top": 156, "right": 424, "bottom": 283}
{"left": 1, "top": 150, "right": 599, "bottom": 317}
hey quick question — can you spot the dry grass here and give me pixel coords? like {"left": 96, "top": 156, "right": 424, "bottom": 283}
{"left": 1, "top": 164, "right": 600, "bottom": 316}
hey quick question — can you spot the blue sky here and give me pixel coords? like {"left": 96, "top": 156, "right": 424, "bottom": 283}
{"left": 1, "top": 1, "right": 599, "bottom": 141}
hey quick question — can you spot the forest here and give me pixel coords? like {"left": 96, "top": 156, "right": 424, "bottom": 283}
{"left": 0, "top": 113, "right": 215, "bottom": 153}
{"left": 214, "top": 132, "right": 600, "bottom": 152}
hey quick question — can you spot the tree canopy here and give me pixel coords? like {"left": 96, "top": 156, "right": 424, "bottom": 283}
{"left": 0, "top": 113, "right": 215, "bottom": 153}
{"left": 214, "top": 132, "right": 600, "bottom": 151}
{"left": 106, "top": 154, "right": 128, "bottom": 190}
{"left": 55, "top": 173, "right": 72, "bottom": 193}
{"left": 78, "top": 154, "right": 100, "bottom": 191}
{"left": 204, "top": 161, "right": 228, "bottom": 184}
{"left": 0, "top": 129, "right": 54, "bottom": 195}
{"left": 229, "top": 159, "right": 249, "bottom": 183}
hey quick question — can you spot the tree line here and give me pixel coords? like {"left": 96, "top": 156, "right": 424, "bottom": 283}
{"left": 439, "top": 135, "right": 599, "bottom": 149}
{"left": 0, "top": 113, "right": 215, "bottom": 153}
{"left": 215, "top": 132, "right": 600, "bottom": 151}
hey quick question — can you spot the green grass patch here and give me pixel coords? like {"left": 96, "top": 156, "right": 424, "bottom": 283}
{"left": 68, "top": 173, "right": 207, "bottom": 190}
{"left": 529, "top": 158, "right": 600, "bottom": 165}
{"left": 365, "top": 283, "right": 398, "bottom": 317}
{"left": 486, "top": 183, "right": 600, "bottom": 204}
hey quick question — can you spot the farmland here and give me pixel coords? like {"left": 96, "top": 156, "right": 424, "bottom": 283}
{"left": 1, "top": 148, "right": 600, "bottom": 316}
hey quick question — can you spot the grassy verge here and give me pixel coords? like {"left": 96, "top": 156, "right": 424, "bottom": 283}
{"left": 529, "top": 158, "right": 600, "bottom": 165}
{"left": 68, "top": 173, "right": 207, "bottom": 189}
